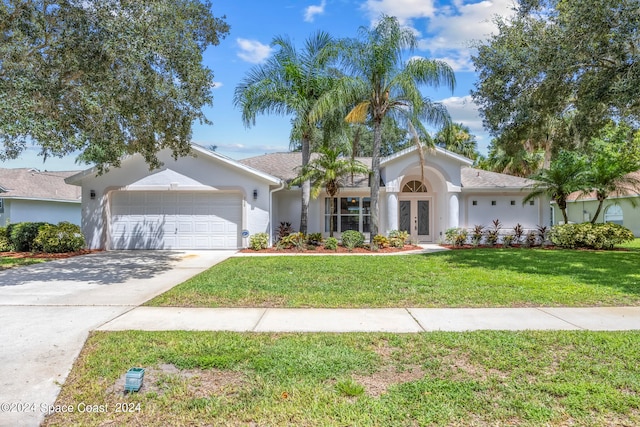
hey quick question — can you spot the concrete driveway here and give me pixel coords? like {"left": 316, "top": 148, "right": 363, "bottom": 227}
{"left": 0, "top": 250, "right": 234, "bottom": 427}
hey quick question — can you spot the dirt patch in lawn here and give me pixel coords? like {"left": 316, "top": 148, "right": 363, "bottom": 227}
{"left": 109, "top": 364, "right": 248, "bottom": 398}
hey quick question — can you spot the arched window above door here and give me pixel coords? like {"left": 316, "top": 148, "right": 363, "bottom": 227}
{"left": 402, "top": 180, "right": 427, "bottom": 193}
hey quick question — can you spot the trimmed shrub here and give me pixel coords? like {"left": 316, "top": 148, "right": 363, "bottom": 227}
{"left": 9, "top": 222, "right": 49, "bottom": 252}
{"left": 249, "top": 232, "right": 269, "bottom": 250}
{"left": 388, "top": 230, "right": 410, "bottom": 248}
{"left": 372, "top": 234, "right": 389, "bottom": 249}
{"left": 341, "top": 230, "right": 364, "bottom": 251}
{"left": 484, "top": 219, "right": 502, "bottom": 246}
{"left": 324, "top": 237, "right": 338, "bottom": 251}
{"left": 549, "top": 223, "right": 634, "bottom": 249}
{"left": 502, "top": 234, "right": 514, "bottom": 247}
{"left": 444, "top": 228, "right": 467, "bottom": 247}
{"left": 0, "top": 226, "right": 12, "bottom": 251}
{"left": 33, "top": 222, "right": 85, "bottom": 253}
{"left": 277, "top": 232, "right": 306, "bottom": 251}
{"left": 471, "top": 225, "right": 484, "bottom": 246}
{"left": 306, "top": 233, "right": 323, "bottom": 246}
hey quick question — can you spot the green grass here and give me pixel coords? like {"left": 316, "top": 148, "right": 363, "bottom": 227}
{"left": 43, "top": 331, "right": 640, "bottom": 426}
{"left": 0, "top": 256, "right": 46, "bottom": 270}
{"left": 148, "top": 245, "right": 640, "bottom": 308}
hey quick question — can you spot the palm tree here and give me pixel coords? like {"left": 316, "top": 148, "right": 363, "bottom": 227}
{"left": 434, "top": 122, "right": 479, "bottom": 159}
{"left": 522, "top": 150, "right": 587, "bottom": 224}
{"left": 583, "top": 125, "right": 640, "bottom": 223}
{"left": 290, "top": 145, "right": 370, "bottom": 237}
{"left": 234, "top": 31, "right": 338, "bottom": 234}
{"left": 313, "top": 15, "right": 455, "bottom": 237}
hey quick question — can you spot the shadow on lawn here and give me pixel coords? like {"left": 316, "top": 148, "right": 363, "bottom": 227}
{"left": 426, "top": 246, "right": 640, "bottom": 296}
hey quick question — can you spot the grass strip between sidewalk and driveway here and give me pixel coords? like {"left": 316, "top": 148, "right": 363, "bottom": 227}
{"left": 147, "top": 245, "right": 640, "bottom": 308}
{"left": 0, "top": 255, "right": 46, "bottom": 270}
{"left": 43, "top": 330, "right": 640, "bottom": 427}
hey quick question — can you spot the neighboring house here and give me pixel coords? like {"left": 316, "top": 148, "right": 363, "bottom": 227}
{"left": 556, "top": 170, "right": 640, "bottom": 236}
{"left": 0, "top": 168, "right": 82, "bottom": 227}
{"left": 66, "top": 145, "right": 550, "bottom": 250}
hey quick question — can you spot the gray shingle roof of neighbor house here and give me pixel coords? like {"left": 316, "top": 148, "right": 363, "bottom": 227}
{"left": 239, "top": 151, "right": 536, "bottom": 190}
{"left": 0, "top": 168, "right": 82, "bottom": 202}
{"left": 566, "top": 170, "right": 640, "bottom": 202}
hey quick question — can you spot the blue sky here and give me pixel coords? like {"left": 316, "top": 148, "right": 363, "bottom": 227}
{"left": 4, "top": 0, "right": 517, "bottom": 170}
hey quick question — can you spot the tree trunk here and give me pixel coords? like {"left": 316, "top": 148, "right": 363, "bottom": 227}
{"left": 591, "top": 194, "right": 606, "bottom": 224}
{"left": 329, "top": 192, "right": 335, "bottom": 238}
{"left": 370, "top": 117, "right": 383, "bottom": 238}
{"left": 300, "top": 136, "right": 311, "bottom": 234}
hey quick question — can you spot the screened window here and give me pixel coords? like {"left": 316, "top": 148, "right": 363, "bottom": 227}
{"left": 324, "top": 197, "right": 371, "bottom": 233}
{"left": 604, "top": 205, "right": 623, "bottom": 225}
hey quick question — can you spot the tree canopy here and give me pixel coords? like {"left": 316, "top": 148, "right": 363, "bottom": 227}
{"left": 0, "top": 0, "right": 229, "bottom": 170}
{"left": 313, "top": 15, "right": 455, "bottom": 237}
{"left": 472, "top": 0, "right": 640, "bottom": 164}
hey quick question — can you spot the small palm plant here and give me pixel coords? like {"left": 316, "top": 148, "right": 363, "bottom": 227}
{"left": 290, "top": 146, "right": 370, "bottom": 237}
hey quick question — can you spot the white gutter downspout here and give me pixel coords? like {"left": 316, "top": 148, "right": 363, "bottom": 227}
{"left": 269, "top": 181, "right": 286, "bottom": 247}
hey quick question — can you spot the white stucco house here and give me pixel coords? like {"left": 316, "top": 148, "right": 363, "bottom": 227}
{"left": 65, "top": 144, "right": 550, "bottom": 250}
{"left": 0, "top": 168, "right": 82, "bottom": 226}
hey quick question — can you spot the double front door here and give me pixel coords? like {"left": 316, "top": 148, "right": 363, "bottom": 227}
{"left": 399, "top": 198, "right": 431, "bottom": 243}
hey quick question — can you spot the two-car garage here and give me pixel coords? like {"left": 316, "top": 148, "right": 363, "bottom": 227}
{"left": 109, "top": 191, "right": 242, "bottom": 250}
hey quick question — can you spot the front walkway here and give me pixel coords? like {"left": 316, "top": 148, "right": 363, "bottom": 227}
{"left": 99, "top": 306, "right": 640, "bottom": 333}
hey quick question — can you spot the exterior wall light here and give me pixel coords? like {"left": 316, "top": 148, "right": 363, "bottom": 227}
{"left": 253, "top": 189, "right": 258, "bottom": 200}
{"left": 90, "top": 190, "right": 96, "bottom": 200}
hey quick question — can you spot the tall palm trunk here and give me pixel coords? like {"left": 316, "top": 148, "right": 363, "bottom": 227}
{"left": 300, "top": 136, "right": 311, "bottom": 234}
{"left": 370, "top": 116, "right": 383, "bottom": 237}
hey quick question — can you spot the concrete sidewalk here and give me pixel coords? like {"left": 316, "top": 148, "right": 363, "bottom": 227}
{"left": 99, "top": 306, "right": 640, "bottom": 332}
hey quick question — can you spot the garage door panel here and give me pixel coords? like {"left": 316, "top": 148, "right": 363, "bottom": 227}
{"left": 110, "top": 191, "right": 241, "bottom": 250}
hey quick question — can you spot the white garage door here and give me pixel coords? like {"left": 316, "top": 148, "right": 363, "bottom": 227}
{"left": 110, "top": 191, "right": 242, "bottom": 250}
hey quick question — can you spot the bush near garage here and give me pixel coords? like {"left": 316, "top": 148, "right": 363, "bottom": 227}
{"left": 0, "top": 226, "right": 12, "bottom": 251}
{"left": 33, "top": 222, "right": 86, "bottom": 253}
{"left": 8, "top": 222, "right": 49, "bottom": 252}
{"left": 549, "top": 222, "right": 634, "bottom": 249}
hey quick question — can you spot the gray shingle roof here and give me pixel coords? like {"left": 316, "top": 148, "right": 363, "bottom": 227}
{"left": 461, "top": 167, "right": 537, "bottom": 189}
{"left": 240, "top": 152, "right": 536, "bottom": 191}
{"left": 0, "top": 168, "right": 82, "bottom": 202}
{"left": 239, "top": 152, "right": 371, "bottom": 187}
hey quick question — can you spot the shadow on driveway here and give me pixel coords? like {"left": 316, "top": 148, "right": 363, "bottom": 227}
{"left": 0, "top": 251, "right": 184, "bottom": 287}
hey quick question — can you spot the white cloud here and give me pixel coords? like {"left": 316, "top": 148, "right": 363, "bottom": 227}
{"left": 236, "top": 38, "right": 274, "bottom": 64}
{"left": 210, "top": 81, "right": 223, "bottom": 89}
{"left": 363, "top": 0, "right": 516, "bottom": 72}
{"left": 304, "top": 0, "right": 327, "bottom": 22}
{"left": 364, "top": 0, "right": 436, "bottom": 23}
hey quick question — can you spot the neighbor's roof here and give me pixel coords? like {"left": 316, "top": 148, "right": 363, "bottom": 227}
{"left": 461, "top": 167, "right": 537, "bottom": 190}
{"left": 0, "top": 168, "right": 82, "bottom": 202}
{"left": 239, "top": 152, "right": 372, "bottom": 187}
{"left": 566, "top": 170, "right": 640, "bottom": 202}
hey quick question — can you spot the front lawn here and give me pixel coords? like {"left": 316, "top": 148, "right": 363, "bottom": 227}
{"left": 42, "top": 330, "right": 640, "bottom": 427}
{"left": 0, "top": 255, "right": 47, "bottom": 270}
{"left": 147, "top": 246, "right": 640, "bottom": 308}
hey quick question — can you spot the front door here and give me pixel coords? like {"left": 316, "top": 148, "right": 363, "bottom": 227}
{"left": 399, "top": 198, "right": 432, "bottom": 242}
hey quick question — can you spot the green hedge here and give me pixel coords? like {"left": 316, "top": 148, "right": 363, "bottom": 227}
{"left": 0, "top": 226, "right": 12, "bottom": 251}
{"left": 8, "top": 222, "right": 49, "bottom": 252}
{"left": 341, "top": 230, "right": 365, "bottom": 251}
{"left": 33, "top": 222, "right": 85, "bottom": 253}
{"left": 549, "top": 223, "right": 634, "bottom": 249}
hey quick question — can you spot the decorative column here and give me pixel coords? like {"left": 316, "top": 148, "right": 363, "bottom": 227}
{"left": 386, "top": 192, "right": 399, "bottom": 234}
{"left": 448, "top": 193, "right": 459, "bottom": 229}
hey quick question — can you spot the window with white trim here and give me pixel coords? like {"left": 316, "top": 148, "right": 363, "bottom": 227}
{"left": 324, "top": 197, "right": 371, "bottom": 233}
{"left": 604, "top": 205, "right": 623, "bottom": 225}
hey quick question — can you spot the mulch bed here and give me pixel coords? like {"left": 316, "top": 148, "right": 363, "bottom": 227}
{"left": 239, "top": 244, "right": 424, "bottom": 254}
{"left": 0, "top": 249, "right": 101, "bottom": 259}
